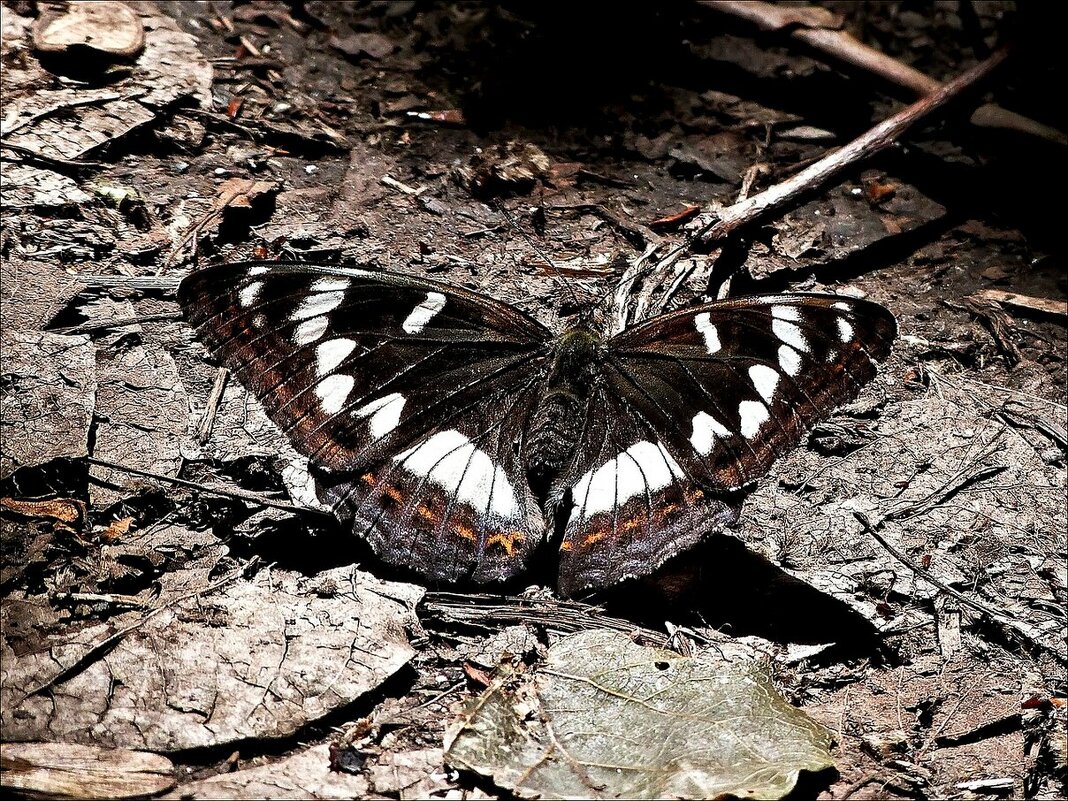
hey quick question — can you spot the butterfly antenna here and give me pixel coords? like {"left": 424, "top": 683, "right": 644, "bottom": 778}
{"left": 493, "top": 200, "right": 583, "bottom": 314}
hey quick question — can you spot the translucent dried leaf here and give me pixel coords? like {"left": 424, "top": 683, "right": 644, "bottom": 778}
{"left": 446, "top": 629, "right": 833, "bottom": 800}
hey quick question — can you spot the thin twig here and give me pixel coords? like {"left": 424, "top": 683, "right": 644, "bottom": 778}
{"left": 697, "top": 45, "right": 1011, "bottom": 248}
{"left": 51, "top": 312, "right": 182, "bottom": 336}
{"left": 196, "top": 367, "right": 230, "bottom": 445}
{"left": 0, "top": 139, "right": 105, "bottom": 169}
{"left": 699, "top": 1, "right": 1066, "bottom": 145}
{"left": 548, "top": 203, "right": 663, "bottom": 251}
{"left": 87, "top": 456, "right": 319, "bottom": 515}
{"left": 616, "top": 46, "right": 1012, "bottom": 324}
{"left": 976, "top": 289, "right": 1068, "bottom": 321}
{"left": 75, "top": 274, "right": 182, "bottom": 291}
{"left": 422, "top": 591, "right": 669, "bottom": 647}
{"left": 854, "top": 512, "right": 1023, "bottom": 624}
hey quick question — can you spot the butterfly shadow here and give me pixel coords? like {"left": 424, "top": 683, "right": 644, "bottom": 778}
{"left": 596, "top": 534, "right": 889, "bottom": 663}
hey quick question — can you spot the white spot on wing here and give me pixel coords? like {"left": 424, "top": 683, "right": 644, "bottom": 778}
{"left": 836, "top": 316, "right": 854, "bottom": 343}
{"left": 772, "top": 318, "right": 808, "bottom": 353}
{"left": 315, "top": 374, "right": 354, "bottom": 414}
{"left": 778, "top": 344, "right": 802, "bottom": 376}
{"left": 249, "top": 265, "right": 269, "bottom": 276}
{"left": 294, "top": 316, "right": 328, "bottom": 345}
{"left": 771, "top": 305, "right": 802, "bottom": 322}
{"left": 394, "top": 430, "right": 520, "bottom": 518}
{"left": 738, "top": 400, "right": 769, "bottom": 438}
{"left": 832, "top": 301, "right": 851, "bottom": 311}
{"left": 402, "top": 292, "right": 447, "bottom": 334}
{"left": 316, "top": 338, "right": 356, "bottom": 376}
{"left": 312, "top": 277, "right": 351, "bottom": 292}
{"left": 749, "top": 364, "right": 780, "bottom": 404}
{"left": 573, "top": 441, "right": 683, "bottom": 520}
{"left": 694, "top": 312, "right": 721, "bottom": 354}
{"left": 291, "top": 290, "right": 345, "bottom": 321}
{"left": 354, "top": 392, "right": 405, "bottom": 440}
{"left": 690, "top": 411, "right": 731, "bottom": 455}
{"left": 239, "top": 281, "right": 263, "bottom": 307}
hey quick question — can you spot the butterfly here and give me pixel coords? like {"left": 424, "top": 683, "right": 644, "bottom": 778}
{"left": 179, "top": 261, "right": 896, "bottom": 596}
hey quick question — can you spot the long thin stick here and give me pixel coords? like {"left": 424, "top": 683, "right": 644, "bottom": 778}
{"left": 700, "top": 1, "right": 1064, "bottom": 145}
{"left": 87, "top": 456, "right": 319, "bottom": 515}
{"left": 625, "top": 45, "right": 1011, "bottom": 321}
{"left": 698, "top": 45, "right": 1011, "bottom": 247}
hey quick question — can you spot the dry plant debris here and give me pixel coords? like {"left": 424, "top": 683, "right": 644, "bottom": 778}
{"left": 446, "top": 629, "right": 834, "bottom": 800}
{"left": 2, "top": 565, "right": 420, "bottom": 751}
{"left": 0, "top": 741, "right": 175, "bottom": 800}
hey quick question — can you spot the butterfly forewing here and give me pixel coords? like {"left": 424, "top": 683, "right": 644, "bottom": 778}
{"left": 608, "top": 294, "right": 896, "bottom": 488}
{"left": 556, "top": 294, "right": 895, "bottom": 594}
{"left": 179, "top": 261, "right": 551, "bottom": 583}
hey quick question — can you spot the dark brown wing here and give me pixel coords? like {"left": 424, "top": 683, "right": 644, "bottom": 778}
{"left": 557, "top": 294, "right": 896, "bottom": 595}
{"left": 180, "top": 261, "right": 552, "bottom": 584}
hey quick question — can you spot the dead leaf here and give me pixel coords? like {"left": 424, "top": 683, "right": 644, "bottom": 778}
{"left": 6, "top": 9, "right": 209, "bottom": 161}
{"left": 0, "top": 331, "right": 96, "bottom": 479}
{"left": 650, "top": 204, "right": 702, "bottom": 229}
{"left": 329, "top": 31, "right": 396, "bottom": 60}
{"left": 0, "top": 497, "right": 85, "bottom": 526}
{"left": 163, "top": 743, "right": 368, "bottom": 800}
{"left": 454, "top": 142, "right": 551, "bottom": 198}
{"left": 215, "top": 177, "right": 280, "bottom": 211}
{"left": 0, "top": 742, "right": 174, "bottom": 800}
{"left": 0, "top": 165, "right": 94, "bottom": 209}
{"left": 88, "top": 310, "right": 188, "bottom": 508}
{"left": 1, "top": 567, "right": 421, "bottom": 750}
{"left": 368, "top": 748, "right": 445, "bottom": 796}
{"left": 446, "top": 629, "right": 834, "bottom": 800}
{"left": 33, "top": 1, "right": 145, "bottom": 58}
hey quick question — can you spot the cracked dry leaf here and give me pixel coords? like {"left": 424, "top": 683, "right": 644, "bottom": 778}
{"left": 4, "top": 5, "right": 210, "bottom": 161}
{"left": 0, "top": 331, "right": 96, "bottom": 479}
{"left": 89, "top": 300, "right": 188, "bottom": 508}
{"left": 446, "top": 629, "right": 833, "bottom": 800}
{"left": 1, "top": 566, "right": 420, "bottom": 751}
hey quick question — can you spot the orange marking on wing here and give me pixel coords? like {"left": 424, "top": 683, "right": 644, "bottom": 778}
{"left": 454, "top": 522, "right": 477, "bottom": 542}
{"left": 486, "top": 530, "right": 525, "bottom": 556}
{"left": 560, "top": 541, "right": 574, "bottom": 552}
{"left": 620, "top": 516, "right": 644, "bottom": 532}
{"left": 581, "top": 528, "right": 608, "bottom": 548}
{"left": 685, "top": 488, "right": 705, "bottom": 503}
{"left": 416, "top": 504, "right": 436, "bottom": 522}
{"left": 360, "top": 472, "right": 377, "bottom": 486}
{"left": 383, "top": 485, "right": 404, "bottom": 503}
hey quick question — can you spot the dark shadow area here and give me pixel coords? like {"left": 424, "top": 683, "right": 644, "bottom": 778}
{"left": 417, "top": 1, "right": 876, "bottom": 133}
{"left": 601, "top": 534, "right": 887, "bottom": 661}
{"left": 223, "top": 512, "right": 364, "bottom": 577}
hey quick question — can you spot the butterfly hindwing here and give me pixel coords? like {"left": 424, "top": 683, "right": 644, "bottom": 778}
{"left": 556, "top": 386, "right": 741, "bottom": 596}
{"left": 179, "top": 261, "right": 552, "bottom": 583}
{"left": 556, "top": 294, "right": 896, "bottom": 594}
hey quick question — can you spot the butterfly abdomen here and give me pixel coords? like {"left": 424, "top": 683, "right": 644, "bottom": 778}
{"left": 525, "top": 327, "right": 604, "bottom": 495}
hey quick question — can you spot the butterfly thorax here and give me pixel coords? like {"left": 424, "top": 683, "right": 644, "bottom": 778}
{"left": 525, "top": 326, "right": 604, "bottom": 496}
